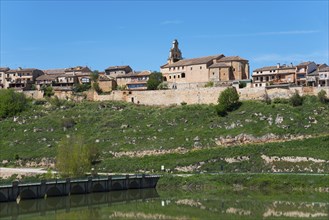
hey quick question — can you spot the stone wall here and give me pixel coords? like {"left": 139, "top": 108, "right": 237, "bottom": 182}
{"left": 94, "top": 86, "right": 329, "bottom": 106}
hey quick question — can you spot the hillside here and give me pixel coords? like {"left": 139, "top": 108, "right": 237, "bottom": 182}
{"left": 0, "top": 95, "right": 328, "bottom": 174}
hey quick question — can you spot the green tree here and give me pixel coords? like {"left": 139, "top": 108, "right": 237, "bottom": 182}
{"left": 93, "top": 82, "right": 103, "bottom": 94}
{"left": 91, "top": 70, "right": 99, "bottom": 82}
{"left": 216, "top": 87, "right": 240, "bottom": 116}
{"left": 318, "top": 90, "right": 327, "bottom": 104}
{"left": 56, "top": 135, "right": 99, "bottom": 178}
{"left": 290, "top": 90, "right": 303, "bottom": 107}
{"left": 41, "top": 85, "right": 54, "bottom": 97}
{"left": 147, "top": 72, "right": 163, "bottom": 90}
{"left": 0, "top": 89, "right": 28, "bottom": 118}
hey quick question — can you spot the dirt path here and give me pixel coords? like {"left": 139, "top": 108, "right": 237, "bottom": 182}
{"left": 0, "top": 167, "right": 50, "bottom": 178}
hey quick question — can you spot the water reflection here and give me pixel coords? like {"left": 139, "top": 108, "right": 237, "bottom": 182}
{"left": 0, "top": 189, "right": 159, "bottom": 219}
{"left": 0, "top": 189, "right": 328, "bottom": 220}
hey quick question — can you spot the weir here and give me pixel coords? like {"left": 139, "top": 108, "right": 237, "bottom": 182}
{"left": 0, "top": 174, "right": 160, "bottom": 202}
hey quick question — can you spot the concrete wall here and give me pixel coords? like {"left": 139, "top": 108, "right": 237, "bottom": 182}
{"left": 94, "top": 86, "right": 329, "bottom": 106}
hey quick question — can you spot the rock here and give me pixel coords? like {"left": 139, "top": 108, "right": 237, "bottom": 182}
{"left": 2, "top": 160, "right": 8, "bottom": 165}
{"left": 275, "top": 115, "right": 284, "bottom": 124}
{"left": 146, "top": 124, "right": 152, "bottom": 127}
{"left": 121, "top": 124, "right": 129, "bottom": 129}
{"left": 304, "top": 125, "right": 311, "bottom": 129}
{"left": 95, "top": 139, "right": 100, "bottom": 143}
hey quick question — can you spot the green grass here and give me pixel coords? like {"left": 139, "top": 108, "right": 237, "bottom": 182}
{"left": 0, "top": 96, "right": 328, "bottom": 173}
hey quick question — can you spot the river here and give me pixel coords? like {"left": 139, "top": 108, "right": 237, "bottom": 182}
{"left": 0, "top": 188, "right": 328, "bottom": 219}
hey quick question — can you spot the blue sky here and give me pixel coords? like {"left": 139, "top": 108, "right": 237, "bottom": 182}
{"left": 1, "top": 0, "right": 328, "bottom": 72}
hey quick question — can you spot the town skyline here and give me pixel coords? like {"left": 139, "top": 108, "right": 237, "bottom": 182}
{"left": 1, "top": 1, "right": 328, "bottom": 72}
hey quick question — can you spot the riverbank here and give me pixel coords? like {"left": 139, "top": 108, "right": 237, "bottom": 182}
{"left": 157, "top": 173, "right": 329, "bottom": 192}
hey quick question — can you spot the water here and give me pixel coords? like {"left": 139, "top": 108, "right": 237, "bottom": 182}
{"left": 0, "top": 189, "right": 328, "bottom": 219}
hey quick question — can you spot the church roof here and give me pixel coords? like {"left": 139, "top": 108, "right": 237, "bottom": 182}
{"left": 161, "top": 54, "right": 224, "bottom": 68}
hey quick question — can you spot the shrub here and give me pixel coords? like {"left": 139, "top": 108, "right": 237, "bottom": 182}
{"left": 318, "top": 90, "right": 327, "bottom": 104}
{"left": 290, "top": 90, "right": 303, "bottom": 107}
{"left": 0, "top": 89, "right": 28, "bottom": 118}
{"left": 272, "top": 97, "right": 289, "bottom": 104}
{"left": 41, "top": 85, "right": 54, "bottom": 97}
{"left": 204, "top": 81, "right": 214, "bottom": 88}
{"left": 147, "top": 72, "right": 163, "bottom": 90}
{"left": 56, "top": 135, "right": 99, "bottom": 177}
{"left": 93, "top": 82, "right": 103, "bottom": 94}
{"left": 157, "top": 82, "right": 168, "bottom": 90}
{"left": 216, "top": 87, "right": 240, "bottom": 116}
{"left": 73, "top": 84, "right": 91, "bottom": 93}
{"left": 263, "top": 92, "right": 271, "bottom": 105}
{"left": 239, "top": 82, "right": 247, "bottom": 88}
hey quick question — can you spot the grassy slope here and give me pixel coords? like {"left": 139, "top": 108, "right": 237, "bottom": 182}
{"left": 0, "top": 96, "right": 328, "bottom": 173}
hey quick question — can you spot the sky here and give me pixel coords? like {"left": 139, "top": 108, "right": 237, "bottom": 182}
{"left": 0, "top": 0, "right": 328, "bottom": 73}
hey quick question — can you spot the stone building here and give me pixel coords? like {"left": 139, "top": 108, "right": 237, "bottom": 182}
{"left": 105, "top": 65, "right": 132, "bottom": 77}
{"left": 116, "top": 71, "right": 151, "bottom": 90}
{"left": 160, "top": 39, "right": 249, "bottom": 89}
{"left": 2, "top": 68, "right": 44, "bottom": 90}
{"left": 252, "top": 61, "right": 318, "bottom": 87}
{"left": 252, "top": 64, "right": 296, "bottom": 87}
{"left": 319, "top": 66, "right": 329, "bottom": 87}
{"left": 0, "top": 67, "right": 10, "bottom": 89}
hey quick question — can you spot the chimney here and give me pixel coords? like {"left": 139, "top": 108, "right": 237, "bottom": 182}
{"left": 276, "top": 63, "right": 280, "bottom": 68}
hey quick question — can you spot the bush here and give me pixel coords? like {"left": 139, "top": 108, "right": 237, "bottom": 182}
{"left": 263, "top": 92, "right": 271, "bottom": 105}
{"left": 93, "top": 82, "right": 103, "bottom": 94}
{"left": 216, "top": 87, "right": 240, "bottom": 116}
{"left": 204, "top": 81, "right": 214, "bottom": 88}
{"left": 290, "top": 90, "right": 303, "bottom": 107}
{"left": 318, "top": 90, "right": 327, "bottom": 104}
{"left": 41, "top": 85, "right": 54, "bottom": 97}
{"left": 157, "top": 82, "right": 168, "bottom": 90}
{"left": 0, "top": 89, "right": 28, "bottom": 118}
{"left": 239, "top": 82, "right": 247, "bottom": 88}
{"left": 147, "top": 72, "right": 163, "bottom": 90}
{"left": 56, "top": 135, "right": 99, "bottom": 177}
{"left": 272, "top": 98, "right": 289, "bottom": 104}
{"left": 73, "top": 84, "right": 91, "bottom": 93}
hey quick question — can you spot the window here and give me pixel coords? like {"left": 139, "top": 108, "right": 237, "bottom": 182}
{"left": 174, "top": 75, "right": 176, "bottom": 79}
{"left": 181, "top": 73, "right": 185, "bottom": 78}
{"left": 212, "top": 72, "right": 215, "bottom": 75}
{"left": 169, "top": 76, "right": 172, "bottom": 79}
{"left": 169, "top": 68, "right": 171, "bottom": 71}
{"left": 182, "top": 66, "right": 184, "bottom": 69}
{"left": 190, "top": 67, "right": 193, "bottom": 70}
{"left": 163, "top": 76, "right": 167, "bottom": 81}
{"left": 200, "top": 66, "right": 202, "bottom": 69}
{"left": 178, "top": 75, "right": 180, "bottom": 78}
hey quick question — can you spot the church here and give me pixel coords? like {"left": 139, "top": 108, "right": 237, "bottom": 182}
{"left": 160, "top": 40, "right": 249, "bottom": 89}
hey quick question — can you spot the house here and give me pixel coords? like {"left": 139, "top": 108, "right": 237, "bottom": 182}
{"left": 54, "top": 73, "right": 78, "bottom": 90}
{"left": 105, "top": 65, "right": 132, "bottom": 77}
{"left": 160, "top": 40, "right": 249, "bottom": 89}
{"left": 319, "top": 66, "right": 329, "bottom": 87}
{"left": 0, "top": 67, "right": 10, "bottom": 89}
{"left": 3, "top": 68, "right": 44, "bottom": 90}
{"left": 252, "top": 63, "right": 295, "bottom": 87}
{"left": 36, "top": 69, "right": 66, "bottom": 89}
{"left": 65, "top": 66, "right": 92, "bottom": 84}
{"left": 295, "top": 61, "right": 318, "bottom": 86}
{"left": 97, "top": 73, "right": 117, "bottom": 92}
{"left": 117, "top": 71, "right": 151, "bottom": 90}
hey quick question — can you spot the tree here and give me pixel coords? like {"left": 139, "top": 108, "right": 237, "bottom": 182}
{"left": 91, "top": 70, "right": 99, "bottom": 82}
{"left": 93, "top": 82, "right": 103, "bottom": 94}
{"left": 41, "top": 85, "right": 54, "bottom": 97}
{"left": 0, "top": 89, "right": 28, "bottom": 118}
{"left": 290, "top": 90, "right": 303, "bottom": 107}
{"left": 318, "top": 90, "right": 327, "bottom": 104}
{"left": 56, "top": 135, "right": 99, "bottom": 178}
{"left": 147, "top": 72, "right": 163, "bottom": 90}
{"left": 216, "top": 87, "right": 240, "bottom": 116}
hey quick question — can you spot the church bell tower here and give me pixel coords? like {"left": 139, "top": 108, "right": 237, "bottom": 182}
{"left": 168, "top": 39, "right": 182, "bottom": 64}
